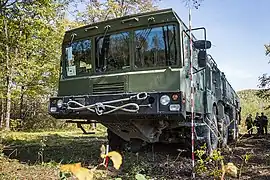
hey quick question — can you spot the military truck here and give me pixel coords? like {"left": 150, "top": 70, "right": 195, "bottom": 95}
{"left": 48, "top": 8, "right": 241, "bottom": 154}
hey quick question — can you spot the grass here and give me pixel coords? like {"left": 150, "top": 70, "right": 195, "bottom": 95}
{"left": 1, "top": 124, "right": 270, "bottom": 180}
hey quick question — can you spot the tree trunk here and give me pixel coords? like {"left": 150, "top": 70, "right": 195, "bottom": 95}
{"left": 20, "top": 86, "right": 24, "bottom": 120}
{"left": 4, "top": 18, "right": 11, "bottom": 131}
{"left": 0, "top": 98, "right": 4, "bottom": 129}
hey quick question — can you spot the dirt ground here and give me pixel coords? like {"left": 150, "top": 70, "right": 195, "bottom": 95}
{"left": 0, "top": 130, "right": 270, "bottom": 180}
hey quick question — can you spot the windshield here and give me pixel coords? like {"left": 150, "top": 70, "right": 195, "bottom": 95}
{"left": 135, "top": 24, "right": 177, "bottom": 68}
{"left": 65, "top": 39, "right": 92, "bottom": 77}
{"left": 63, "top": 24, "right": 179, "bottom": 77}
{"left": 95, "top": 32, "right": 130, "bottom": 73}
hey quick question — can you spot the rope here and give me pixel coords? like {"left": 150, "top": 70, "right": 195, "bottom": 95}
{"left": 66, "top": 92, "right": 148, "bottom": 116}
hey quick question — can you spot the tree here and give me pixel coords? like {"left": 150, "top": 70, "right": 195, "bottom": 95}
{"left": 257, "top": 44, "right": 270, "bottom": 109}
{"left": 72, "top": 0, "right": 162, "bottom": 24}
{"left": 0, "top": 0, "right": 71, "bottom": 130}
{"left": 182, "top": 0, "right": 204, "bottom": 8}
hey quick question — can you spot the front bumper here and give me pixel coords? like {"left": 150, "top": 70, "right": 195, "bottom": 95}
{"left": 48, "top": 91, "right": 185, "bottom": 120}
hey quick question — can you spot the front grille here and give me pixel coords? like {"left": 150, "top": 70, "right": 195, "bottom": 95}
{"left": 93, "top": 82, "right": 125, "bottom": 94}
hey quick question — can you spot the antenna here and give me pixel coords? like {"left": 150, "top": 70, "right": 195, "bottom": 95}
{"left": 188, "top": 7, "right": 196, "bottom": 179}
{"left": 185, "top": 0, "right": 201, "bottom": 179}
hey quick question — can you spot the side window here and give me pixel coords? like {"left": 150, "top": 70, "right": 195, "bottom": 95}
{"left": 65, "top": 39, "right": 92, "bottom": 77}
{"left": 95, "top": 32, "right": 130, "bottom": 73}
{"left": 134, "top": 25, "right": 177, "bottom": 68}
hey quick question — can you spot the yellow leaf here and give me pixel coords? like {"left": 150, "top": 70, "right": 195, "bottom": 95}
{"left": 60, "top": 162, "right": 94, "bottom": 180}
{"left": 224, "top": 162, "right": 238, "bottom": 177}
{"left": 101, "top": 151, "right": 123, "bottom": 170}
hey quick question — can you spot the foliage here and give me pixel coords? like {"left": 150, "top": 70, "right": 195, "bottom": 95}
{"left": 195, "top": 144, "right": 239, "bottom": 179}
{"left": 0, "top": 0, "right": 72, "bottom": 130}
{"left": 195, "top": 144, "right": 223, "bottom": 178}
{"left": 257, "top": 43, "right": 270, "bottom": 105}
{"left": 182, "top": 0, "right": 204, "bottom": 9}
{"left": 0, "top": 0, "right": 162, "bottom": 131}
{"left": 237, "top": 89, "right": 270, "bottom": 132}
{"left": 72, "top": 0, "right": 162, "bottom": 24}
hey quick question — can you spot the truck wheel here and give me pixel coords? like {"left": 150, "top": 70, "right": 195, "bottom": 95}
{"left": 232, "top": 119, "right": 239, "bottom": 141}
{"left": 221, "top": 114, "right": 230, "bottom": 148}
{"left": 205, "top": 107, "right": 219, "bottom": 155}
{"left": 107, "top": 129, "right": 126, "bottom": 152}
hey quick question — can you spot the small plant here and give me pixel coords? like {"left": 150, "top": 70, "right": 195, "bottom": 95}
{"left": 195, "top": 144, "right": 208, "bottom": 174}
{"left": 239, "top": 152, "right": 253, "bottom": 177}
{"left": 195, "top": 144, "right": 225, "bottom": 178}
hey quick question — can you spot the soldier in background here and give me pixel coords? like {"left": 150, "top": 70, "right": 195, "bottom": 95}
{"left": 254, "top": 112, "right": 260, "bottom": 135}
{"left": 245, "top": 114, "right": 253, "bottom": 136}
{"left": 261, "top": 112, "right": 268, "bottom": 135}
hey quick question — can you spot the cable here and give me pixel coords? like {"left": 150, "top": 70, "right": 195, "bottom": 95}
{"left": 66, "top": 92, "right": 148, "bottom": 115}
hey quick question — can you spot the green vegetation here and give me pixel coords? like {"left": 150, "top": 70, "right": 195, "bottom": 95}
{"left": 1, "top": 125, "right": 270, "bottom": 179}
{"left": 237, "top": 89, "right": 270, "bottom": 133}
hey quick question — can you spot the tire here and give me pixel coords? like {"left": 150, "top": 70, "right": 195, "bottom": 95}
{"left": 205, "top": 106, "right": 219, "bottom": 155}
{"left": 232, "top": 119, "right": 239, "bottom": 141}
{"left": 229, "top": 110, "right": 239, "bottom": 142}
{"left": 217, "top": 103, "right": 228, "bottom": 148}
{"left": 221, "top": 114, "right": 230, "bottom": 148}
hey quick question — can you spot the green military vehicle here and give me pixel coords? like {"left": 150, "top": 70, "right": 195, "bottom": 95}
{"left": 48, "top": 8, "right": 241, "bottom": 154}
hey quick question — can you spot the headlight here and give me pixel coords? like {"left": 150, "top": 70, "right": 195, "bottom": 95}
{"left": 160, "top": 95, "right": 170, "bottom": 105}
{"left": 57, "top": 99, "right": 63, "bottom": 108}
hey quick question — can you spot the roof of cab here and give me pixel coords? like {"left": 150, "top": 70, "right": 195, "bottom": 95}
{"left": 66, "top": 8, "right": 178, "bottom": 33}
{"left": 62, "top": 8, "right": 189, "bottom": 44}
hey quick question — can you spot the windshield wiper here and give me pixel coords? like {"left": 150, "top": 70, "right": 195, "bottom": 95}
{"left": 163, "top": 25, "right": 177, "bottom": 66}
{"left": 135, "top": 28, "right": 152, "bottom": 65}
{"left": 97, "top": 25, "right": 111, "bottom": 72}
{"left": 162, "top": 26, "right": 169, "bottom": 65}
{"left": 168, "top": 26, "right": 177, "bottom": 65}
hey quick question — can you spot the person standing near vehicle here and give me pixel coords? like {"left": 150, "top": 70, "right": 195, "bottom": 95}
{"left": 245, "top": 114, "right": 253, "bottom": 136}
{"left": 261, "top": 112, "right": 268, "bottom": 135}
{"left": 254, "top": 112, "right": 260, "bottom": 135}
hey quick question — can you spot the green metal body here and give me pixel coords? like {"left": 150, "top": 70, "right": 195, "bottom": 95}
{"left": 49, "top": 8, "right": 241, "bottom": 146}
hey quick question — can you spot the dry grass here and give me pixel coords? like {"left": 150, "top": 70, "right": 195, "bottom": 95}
{"left": 0, "top": 156, "right": 59, "bottom": 179}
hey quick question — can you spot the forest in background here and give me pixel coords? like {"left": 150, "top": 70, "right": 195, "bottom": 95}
{"left": 0, "top": 0, "right": 269, "bottom": 132}
{"left": 237, "top": 89, "right": 270, "bottom": 132}
{"left": 0, "top": 0, "right": 161, "bottom": 131}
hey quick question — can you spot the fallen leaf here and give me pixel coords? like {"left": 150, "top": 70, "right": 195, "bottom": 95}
{"left": 60, "top": 162, "right": 94, "bottom": 180}
{"left": 101, "top": 151, "right": 122, "bottom": 170}
{"left": 224, "top": 162, "right": 238, "bottom": 177}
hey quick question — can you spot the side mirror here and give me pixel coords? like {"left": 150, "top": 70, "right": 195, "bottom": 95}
{"left": 194, "top": 40, "right": 211, "bottom": 50}
{"left": 198, "top": 50, "right": 207, "bottom": 67}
